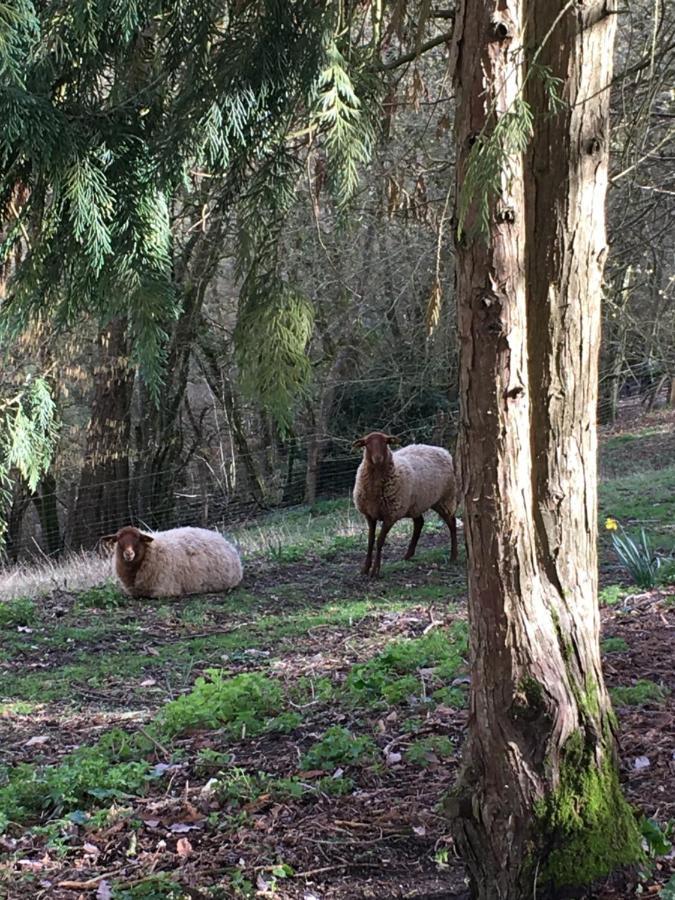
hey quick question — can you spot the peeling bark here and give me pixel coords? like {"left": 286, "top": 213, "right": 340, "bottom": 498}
{"left": 449, "top": 1, "right": 641, "bottom": 897}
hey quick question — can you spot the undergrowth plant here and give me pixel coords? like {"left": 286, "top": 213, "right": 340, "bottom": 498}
{"left": 0, "top": 595, "right": 37, "bottom": 626}
{"left": 301, "top": 725, "right": 376, "bottom": 771}
{"left": 345, "top": 625, "right": 468, "bottom": 708}
{"left": 157, "top": 670, "right": 284, "bottom": 739}
{"left": 605, "top": 518, "right": 662, "bottom": 589}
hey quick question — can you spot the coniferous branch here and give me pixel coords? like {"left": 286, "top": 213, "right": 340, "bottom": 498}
{"left": 309, "top": 36, "right": 377, "bottom": 211}
{"left": 457, "top": 97, "right": 533, "bottom": 239}
{"left": 0, "top": 376, "right": 58, "bottom": 549}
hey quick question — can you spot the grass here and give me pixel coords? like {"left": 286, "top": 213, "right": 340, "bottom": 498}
{"left": 610, "top": 679, "right": 669, "bottom": 708}
{"left": 601, "top": 637, "right": 629, "bottom": 653}
{"left": 0, "top": 414, "right": 672, "bottom": 897}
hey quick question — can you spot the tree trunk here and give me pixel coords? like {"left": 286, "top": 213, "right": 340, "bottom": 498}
{"left": 32, "top": 473, "right": 61, "bottom": 556}
{"left": 70, "top": 319, "right": 133, "bottom": 547}
{"left": 599, "top": 266, "right": 632, "bottom": 425}
{"left": 449, "top": 1, "right": 642, "bottom": 897}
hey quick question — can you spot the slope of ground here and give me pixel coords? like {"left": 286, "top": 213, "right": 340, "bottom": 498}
{"left": 0, "top": 412, "right": 674, "bottom": 900}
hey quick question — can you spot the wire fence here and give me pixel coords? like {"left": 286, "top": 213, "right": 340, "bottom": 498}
{"left": 1, "top": 373, "right": 672, "bottom": 565}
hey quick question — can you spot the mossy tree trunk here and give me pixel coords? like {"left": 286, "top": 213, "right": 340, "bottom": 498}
{"left": 449, "top": 1, "right": 642, "bottom": 897}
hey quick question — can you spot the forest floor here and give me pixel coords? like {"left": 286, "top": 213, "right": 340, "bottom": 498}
{"left": 0, "top": 410, "right": 674, "bottom": 900}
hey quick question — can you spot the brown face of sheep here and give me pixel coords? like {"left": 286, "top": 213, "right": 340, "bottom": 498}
{"left": 101, "top": 526, "right": 154, "bottom": 566}
{"left": 352, "top": 432, "right": 399, "bottom": 466}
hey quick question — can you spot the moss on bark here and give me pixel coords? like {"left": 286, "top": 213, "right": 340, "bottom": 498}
{"left": 535, "top": 734, "right": 643, "bottom": 889}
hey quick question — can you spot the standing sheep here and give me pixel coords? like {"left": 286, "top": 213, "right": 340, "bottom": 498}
{"left": 352, "top": 432, "right": 458, "bottom": 577}
{"left": 102, "top": 525, "right": 243, "bottom": 598}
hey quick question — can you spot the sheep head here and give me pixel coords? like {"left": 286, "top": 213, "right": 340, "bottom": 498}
{"left": 101, "top": 526, "right": 154, "bottom": 567}
{"left": 352, "top": 432, "right": 399, "bottom": 466}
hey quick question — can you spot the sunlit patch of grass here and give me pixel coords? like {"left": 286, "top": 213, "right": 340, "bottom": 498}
{"left": 599, "top": 466, "right": 675, "bottom": 555}
{"left": 0, "top": 551, "right": 111, "bottom": 604}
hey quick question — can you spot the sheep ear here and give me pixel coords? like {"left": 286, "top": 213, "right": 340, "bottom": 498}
{"left": 140, "top": 534, "right": 154, "bottom": 544}
{"left": 100, "top": 533, "right": 118, "bottom": 545}
{"left": 352, "top": 438, "right": 366, "bottom": 449}
{"left": 385, "top": 435, "right": 400, "bottom": 446}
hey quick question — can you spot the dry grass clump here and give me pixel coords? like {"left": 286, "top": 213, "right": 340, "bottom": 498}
{"left": 0, "top": 551, "right": 110, "bottom": 603}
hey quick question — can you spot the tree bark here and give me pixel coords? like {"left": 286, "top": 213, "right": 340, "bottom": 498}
{"left": 70, "top": 318, "right": 133, "bottom": 547}
{"left": 449, "top": 1, "right": 642, "bottom": 897}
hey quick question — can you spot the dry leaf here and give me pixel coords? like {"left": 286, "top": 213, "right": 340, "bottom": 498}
{"left": 176, "top": 837, "right": 192, "bottom": 859}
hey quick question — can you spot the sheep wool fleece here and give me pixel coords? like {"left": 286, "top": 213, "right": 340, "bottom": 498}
{"left": 118, "top": 527, "right": 243, "bottom": 598}
{"left": 354, "top": 444, "right": 456, "bottom": 521}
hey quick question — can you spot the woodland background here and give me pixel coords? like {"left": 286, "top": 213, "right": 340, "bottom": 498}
{"left": 0, "top": 0, "right": 672, "bottom": 563}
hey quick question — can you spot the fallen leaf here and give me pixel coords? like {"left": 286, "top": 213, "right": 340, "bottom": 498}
{"left": 143, "top": 819, "right": 160, "bottom": 829}
{"left": 169, "top": 823, "right": 198, "bottom": 833}
{"left": 176, "top": 837, "right": 192, "bottom": 859}
{"left": 385, "top": 750, "right": 402, "bottom": 766}
{"left": 413, "top": 824, "right": 427, "bottom": 837}
{"left": 24, "top": 735, "right": 49, "bottom": 747}
{"left": 634, "top": 756, "right": 651, "bottom": 770}
{"left": 140, "top": 678, "right": 157, "bottom": 687}
{"left": 97, "top": 880, "right": 113, "bottom": 900}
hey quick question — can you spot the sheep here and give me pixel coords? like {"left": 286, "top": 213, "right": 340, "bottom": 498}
{"left": 101, "top": 525, "right": 243, "bottom": 598}
{"left": 352, "top": 431, "right": 458, "bottom": 577}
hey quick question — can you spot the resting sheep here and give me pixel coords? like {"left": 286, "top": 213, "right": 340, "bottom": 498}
{"left": 352, "top": 432, "right": 458, "bottom": 577}
{"left": 102, "top": 525, "right": 243, "bottom": 598}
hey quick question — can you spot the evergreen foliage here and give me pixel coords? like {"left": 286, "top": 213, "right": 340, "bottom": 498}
{"left": 0, "top": 376, "right": 58, "bottom": 547}
{"left": 0, "top": 0, "right": 379, "bottom": 427}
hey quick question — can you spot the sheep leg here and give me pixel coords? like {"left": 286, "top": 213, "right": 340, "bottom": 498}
{"left": 404, "top": 516, "right": 424, "bottom": 560}
{"left": 361, "top": 515, "right": 377, "bottom": 575}
{"left": 371, "top": 521, "right": 394, "bottom": 578}
{"left": 433, "top": 505, "right": 459, "bottom": 561}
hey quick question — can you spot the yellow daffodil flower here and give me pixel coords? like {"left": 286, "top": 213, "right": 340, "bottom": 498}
{"left": 605, "top": 517, "right": 619, "bottom": 531}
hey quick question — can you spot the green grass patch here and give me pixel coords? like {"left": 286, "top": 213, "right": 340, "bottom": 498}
{"left": 599, "top": 465, "right": 675, "bottom": 555}
{"left": 610, "top": 679, "right": 669, "bottom": 708}
{"left": 0, "top": 596, "right": 37, "bottom": 627}
{"left": 601, "top": 637, "right": 629, "bottom": 653}
{"left": 345, "top": 624, "right": 468, "bottom": 708}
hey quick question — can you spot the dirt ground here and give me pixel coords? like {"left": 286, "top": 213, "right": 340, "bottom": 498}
{"left": 1, "top": 410, "right": 674, "bottom": 899}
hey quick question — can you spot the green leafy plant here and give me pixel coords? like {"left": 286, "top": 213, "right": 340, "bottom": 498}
{"left": 601, "top": 637, "right": 629, "bottom": 653}
{"left": 345, "top": 626, "right": 468, "bottom": 708}
{"left": 0, "top": 596, "right": 37, "bottom": 627}
{"left": 157, "top": 671, "right": 283, "bottom": 739}
{"left": 0, "top": 737, "right": 153, "bottom": 830}
{"left": 113, "top": 874, "right": 187, "bottom": 899}
{"left": 76, "top": 582, "right": 127, "bottom": 609}
{"left": 605, "top": 518, "right": 662, "bottom": 589}
{"left": 301, "top": 726, "right": 376, "bottom": 771}
{"left": 405, "top": 735, "right": 455, "bottom": 767}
